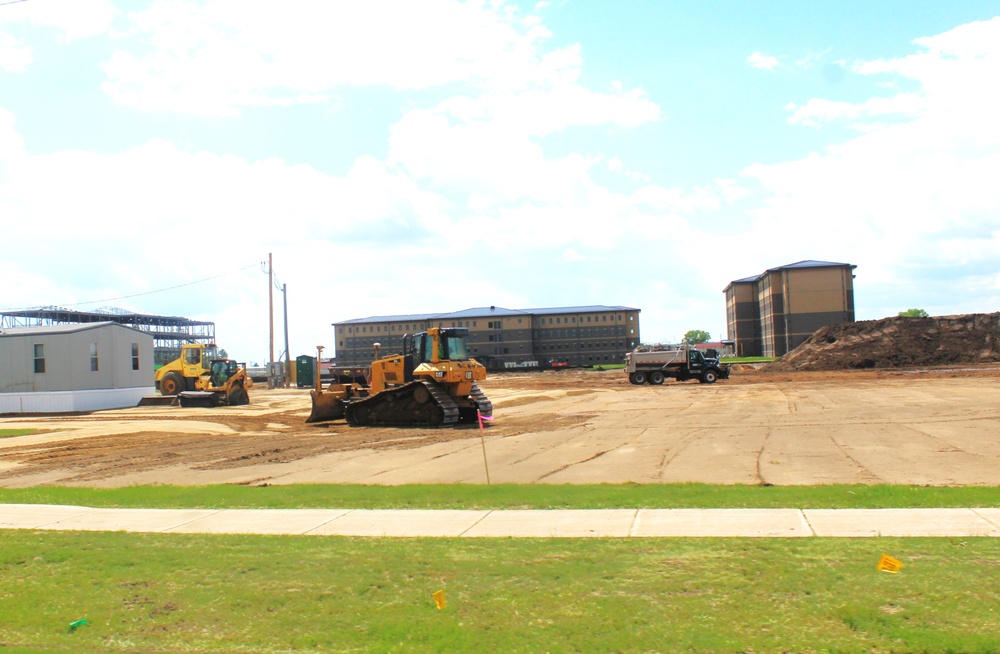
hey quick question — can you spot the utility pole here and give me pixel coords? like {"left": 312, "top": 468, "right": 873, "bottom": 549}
{"left": 268, "top": 252, "right": 275, "bottom": 388}
{"left": 282, "top": 283, "right": 290, "bottom": 388}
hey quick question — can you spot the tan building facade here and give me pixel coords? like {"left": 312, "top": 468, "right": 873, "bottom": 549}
{"left": 334, "top": 305, "right": 641, "bottom": 369}
{"left": 724, "top": 261, "right": 856, "bottom": 357}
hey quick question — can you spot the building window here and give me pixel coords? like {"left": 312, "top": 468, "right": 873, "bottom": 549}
{"left": 34, "top": 344, "right": 45, "bottom": 373}
{"left": 131, "top": 343, "right": 140, "bottom": 371}
{"left": 90, "top": 343, "right": 99, "bottom": 372}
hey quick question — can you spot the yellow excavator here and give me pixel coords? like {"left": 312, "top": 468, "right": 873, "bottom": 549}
{"left": 139, "top": 343, "right": 251, "bottom": 407}
{"left": 307, "top": 327, "right": 492, "bottom": 427}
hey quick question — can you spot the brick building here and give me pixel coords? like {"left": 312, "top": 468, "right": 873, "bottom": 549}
{"left": 334, "top": 305, "right": 641, "bottom": 369}
{"left": 724, "top": 261, "right": 856, "bottom": 357}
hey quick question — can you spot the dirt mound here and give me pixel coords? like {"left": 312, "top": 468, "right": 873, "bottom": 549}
{"left": 768, "top": 313, "right": 1000, "bottom": 371}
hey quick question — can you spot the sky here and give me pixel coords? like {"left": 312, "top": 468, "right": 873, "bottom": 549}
{"left": 1, "top": 0, "right": 999, "bottom": 364}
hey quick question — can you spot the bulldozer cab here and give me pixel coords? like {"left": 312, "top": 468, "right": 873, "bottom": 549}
{"left": 412, "top": 328, "right": 471, "bottom": 363}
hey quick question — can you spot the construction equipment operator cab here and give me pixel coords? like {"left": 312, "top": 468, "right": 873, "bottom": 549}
{"left": 411, "top": 328, "right": 471, "bottom": 363}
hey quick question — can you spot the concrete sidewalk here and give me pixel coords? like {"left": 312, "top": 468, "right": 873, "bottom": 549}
{"left": 2, "top": 504, "right": 999, "bottom": 537}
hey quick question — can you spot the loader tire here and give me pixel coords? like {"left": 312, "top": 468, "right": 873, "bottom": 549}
{"left": 161, "top": 373, "right": 184, "bottom": 396}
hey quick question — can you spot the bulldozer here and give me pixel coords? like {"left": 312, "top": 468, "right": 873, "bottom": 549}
{"left": 307, "top": 327, "right": 492, "bottom": 427}
{"left": 138, "top": 343, "right": 251, "bottom": 408}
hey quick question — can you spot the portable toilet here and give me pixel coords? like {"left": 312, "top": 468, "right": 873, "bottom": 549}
{"left": 295, "top": 355, "right": 316, "bottom": 388}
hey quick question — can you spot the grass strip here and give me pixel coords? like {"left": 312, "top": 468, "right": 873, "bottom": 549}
{"left": 1, "top": 531, "right": 997, "bottom": 653}
{"left": 0, "top": 428, "right": 34, "bottom": 439}
{"left": 1, "top": 483, "right": 998, "bottom": 510}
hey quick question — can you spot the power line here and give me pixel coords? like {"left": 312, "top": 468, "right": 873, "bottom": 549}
{"left": 0, "top": 0, "right": 32, "bottom": 6}
{"left": 2, "top": 263, "right": 261, "bottom": 312}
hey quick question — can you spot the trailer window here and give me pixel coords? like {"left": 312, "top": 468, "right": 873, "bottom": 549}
{"left": 34, "top": 344, "right": 45, "bottom": 373}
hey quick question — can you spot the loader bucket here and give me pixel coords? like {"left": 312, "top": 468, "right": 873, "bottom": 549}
{"left": 306, "top": 388, "right": 347, "bottom": 423}
{"left": 137, "top": 395, "right": 177, "bottom": 407}
{"left": 178, "top": 391, "right": 222, "bottom": 408}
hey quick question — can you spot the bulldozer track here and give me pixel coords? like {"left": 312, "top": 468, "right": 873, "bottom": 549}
{"left": 345, "top": 380, "right": 460, "bottom": 427}
{"left": 470, "top": 382, "right": 493, "bottom": 417}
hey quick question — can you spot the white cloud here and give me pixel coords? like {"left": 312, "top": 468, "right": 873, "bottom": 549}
{"left": 99, "top": 0, "right": 579, "bottom": 115}
{"left": 744, "top": 17, "right": 1000, "bottom": 317}
{"left": 747, "top": 51, "right": 780, "bottom": 71}
{"left": 0, "top": 0, "right": 115, "bottom": 55}
{"left": 0, "top": 32, "right": 32, "bottom": 72}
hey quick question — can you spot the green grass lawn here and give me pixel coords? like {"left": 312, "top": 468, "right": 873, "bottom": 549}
{"left": 1, "top": 531, "right": 997, "bottom": 653}
{"left": 3, "top": 483, "right": 998, "bottom": 653}
{"left": 2, "top": 482, "right": 999, "bottom": 510}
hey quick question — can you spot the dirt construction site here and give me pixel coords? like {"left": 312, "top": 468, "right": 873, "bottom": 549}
{"left": 1, "top": 314, "right": 998, "bottom": 489}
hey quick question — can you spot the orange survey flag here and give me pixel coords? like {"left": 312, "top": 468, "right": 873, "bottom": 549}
{"left": 877, "top": 553, "right": 903, "bottom": 573}
{"left": 433, "top": 589, "right": 446, "bottom": 610}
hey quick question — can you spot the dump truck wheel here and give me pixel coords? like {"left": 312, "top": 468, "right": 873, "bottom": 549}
{"left": 649, "top": 371, "right": 665, "bottom": 385}
{"left": 629, "top": 372, "right": 647, "bottom": 385}
{"left": 161, "top": 373, "right": 184, "bottom": 396}
{"left": 700, "top": 370, "right": 718, "bottom": 384}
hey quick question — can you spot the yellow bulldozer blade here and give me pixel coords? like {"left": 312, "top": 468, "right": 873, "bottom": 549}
{"left": 306, "top": 383, "right": 367, "bottom": 423}
{"left": 307, "top": 388, "right": 347, "bottom": 423}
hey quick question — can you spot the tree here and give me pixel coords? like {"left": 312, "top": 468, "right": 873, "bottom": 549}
{"left": 898, "top": 309, "right": 929, "bottom": 318}
{"left": 681, "top": 329, "right": 711, "bottom": 344}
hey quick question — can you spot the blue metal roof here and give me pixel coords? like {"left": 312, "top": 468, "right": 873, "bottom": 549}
{"left": 522, "top": 305, "right": 638, "bottom": 315}
{"left": 725, "top": 260, "right": 856, "bottom": 290}
{"left": 337, "top": 312, "right": 437, "bottom": 325}
{"left": 767, "top": 260, "right": 856, "bottom": 272}
{"left": 445, "top": 306, "right": 530, "bottom": 319}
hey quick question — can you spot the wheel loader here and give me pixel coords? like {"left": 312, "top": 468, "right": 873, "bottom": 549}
{"left": 138, "top": 343, "right": 252, "bottom": 407}
{"left": 307, "top": 327, "right": 492, "bottom": 427}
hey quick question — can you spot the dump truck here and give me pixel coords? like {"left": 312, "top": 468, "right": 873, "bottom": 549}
{"left": 138, "top": 343, "right": 251, "bottom": 407}
{"left": 307, "top": 327, "right": 492, "bottom": 427}
{"left": 625, "top": 344, "right": 731, "bottom": 385}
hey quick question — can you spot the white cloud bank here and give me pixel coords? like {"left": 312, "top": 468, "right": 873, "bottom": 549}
{"left": 1, "top": 5, "right": 998, "bottom": 359}
{"left": 744, "top": 17, "right": 1000, "bottom": 312}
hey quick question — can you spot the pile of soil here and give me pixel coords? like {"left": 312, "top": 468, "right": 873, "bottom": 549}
{"left": 768, "top": 313, "right": 1000, "bottom": 371}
